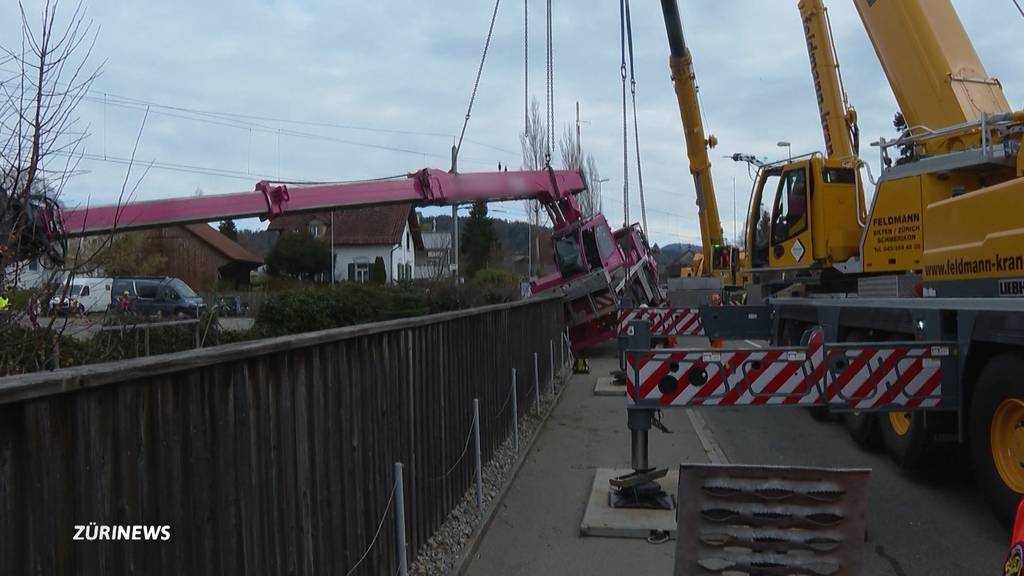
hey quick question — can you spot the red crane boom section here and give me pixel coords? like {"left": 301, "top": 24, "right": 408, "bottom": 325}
{"left": 61, "top": 168, "right": 585, "bottom": 236}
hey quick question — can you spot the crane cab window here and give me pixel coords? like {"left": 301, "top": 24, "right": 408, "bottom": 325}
{"left": 771, "top": 168, "right": 809, "bottom": 244}
{"left": 748, "top": 170, "right": 780, "bottom": 268}
{"left": 581, "top": 229, "right": 602, "bottom": 270}
{"left": 554, "top": 234, "right": 586, "bottom": 277}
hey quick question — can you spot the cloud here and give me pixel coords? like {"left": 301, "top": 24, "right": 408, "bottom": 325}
{"left": 1, "top": 0, "right": 1020, "bottom": 247}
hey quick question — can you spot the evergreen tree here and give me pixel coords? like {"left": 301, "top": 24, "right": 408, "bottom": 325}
{"left": 370, "top": 256, "right": 387, "bottom": 284}
{"left": 266, "top": 232, "right": 331, "bottom": 280}
{"left": 460, "top": 201, "right": 497, "bottom": 277}
{"left": 218, "top": 220, "right": 239, "bottom": 241}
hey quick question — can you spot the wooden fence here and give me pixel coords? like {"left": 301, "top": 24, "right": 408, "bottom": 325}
{"left": 0, "top": 296, "right": 566, "bottom": 575}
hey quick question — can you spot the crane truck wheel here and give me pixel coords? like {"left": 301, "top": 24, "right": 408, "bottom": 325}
{"left": 880, "top": 410, "right": 934, "bottom": 470}
{"left": 970, "top": 352, "right": 1024, "bottom": 528}
{"left": 843, "top": 412, "right": 881, "bottom": 449}
{"left": 841, "top": 330, "right": 881, "bottom": 448}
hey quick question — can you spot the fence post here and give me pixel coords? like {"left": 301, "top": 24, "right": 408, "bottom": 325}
{"left": 144, "top": 326, "right": 151, "bottom": 357}
{"left": 533, "top": 352, "right": 540, "bottom": 414}
{"left": 511, "top": 368, "right": 519, "bottom": 454}
{"left": 194, "top": 319, "right": 201, "bottom": 349}
{"left": 472, "top": 398, "right": 483, "bottom": 511}
{"left": 549, "top": 339, "right": 555, "bottom": 395}
{"left": 394, "top": 462, "right": 408, "bottom": 576}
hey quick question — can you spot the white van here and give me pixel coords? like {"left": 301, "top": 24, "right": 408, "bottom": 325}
{"left": 50, "top": 277, "right": 113, "bottom": 315}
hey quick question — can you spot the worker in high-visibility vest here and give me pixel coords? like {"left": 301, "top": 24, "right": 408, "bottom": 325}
{"left": 0, "top": 293, "right": 10, "bottom": 312}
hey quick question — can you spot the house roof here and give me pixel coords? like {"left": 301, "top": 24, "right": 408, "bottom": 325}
{"left": 268, "top": 204, "right": 424, "bottom": 249}
{"left": 184, "top": 224, "right": 263, "bottom": 264}
{"left": 421, "top": 231, "right": 452, "bottom": 250}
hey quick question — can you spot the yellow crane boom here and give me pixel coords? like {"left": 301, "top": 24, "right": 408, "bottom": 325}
{"left": 853, "top": 0, "right": 1011, "bottom": 155}
{"left": 799, "top": 0, "right": 859, "bottom": 164}
{"left": 659, "top": 0, "right": 726, "bottom": 278}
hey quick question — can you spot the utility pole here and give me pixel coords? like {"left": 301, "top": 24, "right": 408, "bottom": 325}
{"left": 527, "top": 222, "right": 533, "bottom": 278}
{"left": 576, "top": 101, "right": 582, "bottom": 162}
{"left": 452, "top": 205, "right": 460, "bottom": 283}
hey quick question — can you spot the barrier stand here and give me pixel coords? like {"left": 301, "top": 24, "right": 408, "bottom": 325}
{"left": 533, "top": 352, "right": 540, "bottom": 414}
{"left": 511, "top": 368, "right": 519, "bottom": 453}
{"left": 549, "top": 340, "right": 555, "bottom": 395}
{"left": 472, "top": 399, "right": 483, "bottom": 511}
{"left": 394, "top": 462, "right": 408, "bottom": 576}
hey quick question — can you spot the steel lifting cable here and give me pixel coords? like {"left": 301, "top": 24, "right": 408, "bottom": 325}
{"left": 456, "top": 0, "right": 503, "bottom": 158}
{"left": 623, "top": 0, "right": 648, "bottom": 233}
{"left": 1012, "top": 0, "right": 1024, "bottom": 19}
{"left": 524, "top": 0, "right": 529, "bottom": 131}
{"left": 619, "top": 0, "right": 630, "bottom": 227}
{"left": 544, "top": 0, "right": 555, "bottom": 165}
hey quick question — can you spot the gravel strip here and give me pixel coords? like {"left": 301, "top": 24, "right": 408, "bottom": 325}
{"left": 409, "top": 379, "right": 565, "bottom": 576}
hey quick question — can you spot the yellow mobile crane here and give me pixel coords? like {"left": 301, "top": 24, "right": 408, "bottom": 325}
{"left": 751, "top": 0, "right": 1024, "bottom": 523}
{"left": 853, "top": 0, "right": 1023, "bottom": 289}
{"left": 658, "top": 0, "right": 741, "bottom": 288}
{"left": 742, "top": 0, "right": 866, "bottom": 292}
{"left": 627, "top": 0, "right": 1024, "bottom": 526}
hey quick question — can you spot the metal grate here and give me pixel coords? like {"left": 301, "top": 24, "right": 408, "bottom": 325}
{"left": 675, "top": 464, "right": 870, "bottom": 576}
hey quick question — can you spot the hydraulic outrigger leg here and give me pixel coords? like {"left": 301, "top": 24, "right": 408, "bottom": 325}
{"left": 609, "top": 408, "right": 673, "bottom": 510}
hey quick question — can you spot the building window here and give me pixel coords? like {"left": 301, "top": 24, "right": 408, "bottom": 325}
{"left": 355, "top": 263, "right": 370, "bottom": 283}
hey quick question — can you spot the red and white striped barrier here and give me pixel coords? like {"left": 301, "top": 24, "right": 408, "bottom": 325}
{"left": 618, "top": 307, "right": 705, "bottom": 338}
{"left": 625, "top": 329, "right": 953, "bottom": 411}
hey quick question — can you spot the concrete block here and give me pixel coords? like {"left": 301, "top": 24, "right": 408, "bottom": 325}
{"left": 594, "top": 376, "right": 626, "bottom": 397}
{"left": 579, "top": 468, "right": 678, "bottom": 539}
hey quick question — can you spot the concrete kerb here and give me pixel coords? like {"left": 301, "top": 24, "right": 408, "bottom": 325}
{"left": 450, "top": 364, "right": 576, "bottom": 576}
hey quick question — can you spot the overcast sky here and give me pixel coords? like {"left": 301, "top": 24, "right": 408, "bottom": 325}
{"left": 4, "top": 0, "right": 1023, "bottom": 246}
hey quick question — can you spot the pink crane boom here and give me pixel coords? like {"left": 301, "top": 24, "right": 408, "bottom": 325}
{"left": 55, "top": 167, "right": 663, "bottom": 351}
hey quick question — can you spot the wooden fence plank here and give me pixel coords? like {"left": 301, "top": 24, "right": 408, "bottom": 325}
{"left": 1, "top": 298, "right": 564, "bottom": 575}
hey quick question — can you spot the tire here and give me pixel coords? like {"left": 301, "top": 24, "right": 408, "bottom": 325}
{"left": 881, "top": 410, "right": 933, "bottom": 469}
{"left": 843, "top": 412, "right": 881, "bottom": 449}
{"left": 969, "top": 352, "right": 1024, "bottom": 528}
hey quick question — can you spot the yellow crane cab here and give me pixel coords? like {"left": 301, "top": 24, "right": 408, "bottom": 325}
{"left": 744, "top": 154, "right": 865, "bottom": 286}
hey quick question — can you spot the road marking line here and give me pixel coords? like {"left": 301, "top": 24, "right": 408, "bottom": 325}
{"left": 745, "top": 339, "right": 764, "bottom": 348}
{"left": 685, "top": 409, "right": 730, "bottom": 464}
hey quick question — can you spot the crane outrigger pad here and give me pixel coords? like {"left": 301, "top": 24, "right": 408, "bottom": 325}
{"left": 674, "top": 464, "right": 870, "bottom": 576}
{"left": 626, "top": 327, "right": 959, "bottom": 412}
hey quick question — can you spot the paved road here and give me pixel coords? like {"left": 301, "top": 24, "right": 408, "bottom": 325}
{"left": 466, "top": 336, "right": 1010, "bottom": 575}
{"left": 698, "top": 337, "right": 1006, "bottom": 575}
{"left": 702, "top": 406, "right": 1006, "bottom": 575}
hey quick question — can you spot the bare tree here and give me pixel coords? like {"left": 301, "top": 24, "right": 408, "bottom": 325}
{"left": 558, "top": 123, "right": 603, "bottom": 218}
{"left": 520, "top": 98, "right": 546, "bottom": 277}
{"left": 0, "top": 1, "right": 105, "bottom": 374}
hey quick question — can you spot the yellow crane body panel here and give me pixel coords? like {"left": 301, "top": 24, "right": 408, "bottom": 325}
{"left": 923, "top": 178, "right": 1024, "bottom": 286}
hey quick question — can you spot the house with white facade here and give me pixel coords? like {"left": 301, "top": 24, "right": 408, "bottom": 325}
{"left": 268, "top": 204, "right": 423, "bottom": 283}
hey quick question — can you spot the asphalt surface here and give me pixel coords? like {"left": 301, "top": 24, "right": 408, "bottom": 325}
{"left": 699, "top": 337, "right": 1007, "bottom": 575}
{"left": 466, "top": 336, "right": 1010, "bottom": 575}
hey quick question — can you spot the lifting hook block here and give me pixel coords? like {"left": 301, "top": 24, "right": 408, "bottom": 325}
{"left": 256, "top": 180, "right": 291, "bottom": 220}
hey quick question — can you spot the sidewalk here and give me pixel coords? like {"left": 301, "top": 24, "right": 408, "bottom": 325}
{"left": 464, "top": 341, "right": 710, "bottom": 575}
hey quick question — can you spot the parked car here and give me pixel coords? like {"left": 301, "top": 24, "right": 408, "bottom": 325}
{"left": 110, "top": 276, "right": 205, "bottom": 318}
{"left": 49, "top": 277, "right": 112, "bottom": 315}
